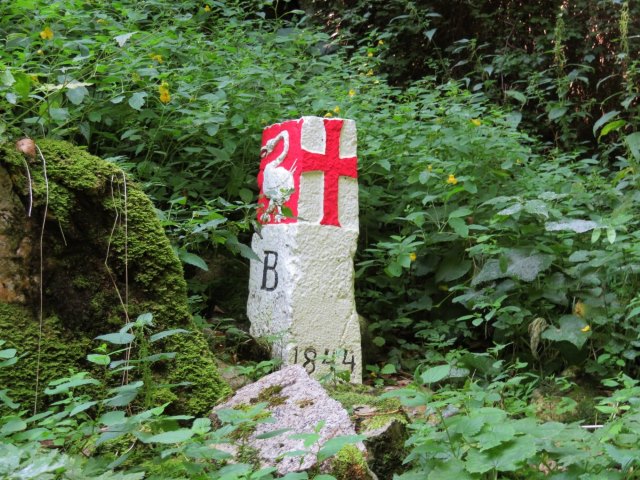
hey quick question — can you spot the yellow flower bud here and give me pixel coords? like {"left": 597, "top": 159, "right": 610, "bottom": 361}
{"left": 159, "top": 81, "right": 171, "bottom": 104}
{"left": 39, "top": 26, "right": 54, "bottom": 41}
{"left": 348, "top": 89, "right": 356, "bottom": 97}
{"left": 446, "top": 174, "right": 458, "bottom": 185}
{"left": 471, "top": 118, "right": 481, "bottom": 126}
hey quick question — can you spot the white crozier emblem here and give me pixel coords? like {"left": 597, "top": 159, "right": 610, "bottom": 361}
{"left": 260, "top": 130, "right": 296, "bottom": 223}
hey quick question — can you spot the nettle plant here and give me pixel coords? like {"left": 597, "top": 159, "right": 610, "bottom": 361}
{"left": 391, "top": 350, "right": 640, "bottom": 479}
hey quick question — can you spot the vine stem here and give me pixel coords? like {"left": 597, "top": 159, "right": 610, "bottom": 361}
{"left": 33, "top": 144, "right": 49, "bottom": 415}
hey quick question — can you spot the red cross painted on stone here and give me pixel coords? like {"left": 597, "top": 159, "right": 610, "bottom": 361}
{"left": 257, "top": 117, "right": 358, "bottom": 227}
{"left": 301, "top": 119, "right": 357, "bottom": 226}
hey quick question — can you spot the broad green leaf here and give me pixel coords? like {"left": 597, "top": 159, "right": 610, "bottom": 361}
{"left": 45, "top": 375, "right": 100, "bottom": 395}
{"left": 87, "top": 354, "right": 111, "bottom": 365}
{"left": 625, "top": 132, "right": 640, "bottom": 161}
{"left": 380, "top": 363, "right": 396, "bottom": 374}
{"left": 385, "top": 261, "right": 402, "bottom": 277}
{"left": 66, "top": 84, "right": 89, "bottom": 105}
{"left": 593, "top": 110, "right": 620, "bottom": 137}
{"left": 465, "top": 436, "right": 536, "bottom": 473}
{"left": 541, "top": 315, "right": 590, "bottom": 349}
{"left": 95, "top": 332, "right": 135, "bottom": 344}
{"left": 237, "top": 242, "right": 261, "bottom": 261}
{"left": 476, "top": 423, "right": 516, "bottom": 451}
{"left": 0, "top": 390, "right": 19, "bottom": 409}
{"left": 505, "top": 89, "right": 527, "bottom": 103}
{"left": 607, "top": 227, "right": 617, "bottom": 244}
{"left": 497, "top": 203, "right": 522, "bottom": 216}
{"left": 0, "top": 417, "right": 27, "bottom": 435}
{"left": 149, "top": 329, "right": 189, "bottom": 342}
{"left": 472, "top": 249, "right": 553, "bottom": 285}
{"left": 421, "top": 364, "right": 450, "bottom": 384}
{"left": 435, "top": 256, "right": 471, "bottom": 283}
{"left": 523, "top": 199, "right": 548, "bottom": 218}
{"left": 179, "top": 251, "right": 208, "bottom": 271}
{"left": 70, "top": 400, "right": 98, "bottom": 416}
{"left": 279, "top": 473, "right": 308, "bottom": 480}
{"left": 49, "top": 107, "right": 69, "bottom": 122}
{"left": 548, "top": 106, "right": 568, "bottom": 121}
{"left": 427, "top": 459, "right": 475, "bottom": 479}
{"left": 599, "top": 119, "right": 626, "bottom": 140}
{"left": 545, "top": 219, "right": 598, "bottom": 233}
{"left": 100, "top": 410, "right": 127, "bottom": 426}
{"left": 0, "top": 69, "right": 15, "bottom": 87}
{"left": 191, "top": 418, "right": 212, "bottom": 435}
{"left": 448, "top": 207, "right": 473, "bottom": 219}
{"left": 143, "top": 428, "right": 194, "bottom": 444}
{"left": 128, "top": 91, "right": 147, "bottom": 110}
{"left": 0, "top": 348, "right": 16, "bottom": 359}
{"left": 448, "top": 217, "right": 468, "bottom": 238}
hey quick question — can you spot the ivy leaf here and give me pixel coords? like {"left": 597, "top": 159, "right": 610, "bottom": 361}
{"left": 128, "top": 91, "right": 147, "bottom": 110}
{"left": 541, "top": 315, "right": 590, "bottom": 349}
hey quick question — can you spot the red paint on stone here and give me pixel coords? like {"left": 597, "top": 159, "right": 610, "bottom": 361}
{"left": 257, "top": 118, "right": 358, "bottom": 227}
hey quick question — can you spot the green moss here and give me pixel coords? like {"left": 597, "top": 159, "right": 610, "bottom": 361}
{"left": 0, "top": 140, "right": 230, "bottom": 415}
{"left": 328, "top": 384, "right": 407, "bottom": 431}
{"left": 250, "top": 384, "right": 287, "bottom": 407}
{"left": 331, "top": 444, "right": 370, "bottom": 480}
{"left": 0, "top": 303, "right": 91, "bottom": 411}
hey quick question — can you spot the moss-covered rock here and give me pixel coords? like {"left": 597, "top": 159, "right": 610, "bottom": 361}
{"left": 329, "top": 383, "right": 408, "bottom": 480}
{"left": 0, "top": 139, "right": 230, "bottom": 415}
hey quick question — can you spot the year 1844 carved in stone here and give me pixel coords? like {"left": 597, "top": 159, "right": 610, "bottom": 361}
{"left": 247, "top": 116, "right": 362, "bottom": 382}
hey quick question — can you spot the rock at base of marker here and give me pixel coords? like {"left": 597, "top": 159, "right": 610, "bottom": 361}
{"left": 210, "top": 365, "right": 375, "bottom": 479}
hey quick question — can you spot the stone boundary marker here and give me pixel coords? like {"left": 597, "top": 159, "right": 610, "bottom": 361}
{"left": 247, "top": 116, "right": 362, "bottom": 382}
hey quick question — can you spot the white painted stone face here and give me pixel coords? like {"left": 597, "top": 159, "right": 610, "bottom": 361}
{"left": 248, "top": 116, "right": 362, "bottom": 382}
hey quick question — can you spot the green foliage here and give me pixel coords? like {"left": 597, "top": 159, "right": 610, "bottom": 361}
{"left": 392, "top": 353, "right": 640, "bottom": 479}
{"left": 0, "top": 326, "right": 362, "bottom": 479}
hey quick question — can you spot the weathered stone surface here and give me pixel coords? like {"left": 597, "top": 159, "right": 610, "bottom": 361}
{"left": 211, "top": 365, "right": 372, "bottom": 477}
{"left": 248, "top": 117, "right": 362, "bottom": 382}
{"left": 0, "top": 140, "right": 230, "bottom": 414}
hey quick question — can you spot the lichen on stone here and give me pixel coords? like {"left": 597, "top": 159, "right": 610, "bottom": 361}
{"left": 0, "top": 139, "right": 230, "bottom": 415}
